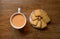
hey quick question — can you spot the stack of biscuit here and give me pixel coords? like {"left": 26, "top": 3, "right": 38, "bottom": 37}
{"left": 30, "top": 9, "right": 50, "bottom": 29}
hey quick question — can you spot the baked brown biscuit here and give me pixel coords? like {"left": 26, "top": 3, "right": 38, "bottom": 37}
{"left": 30, "top": 9, "right": 50, "bottom": 29}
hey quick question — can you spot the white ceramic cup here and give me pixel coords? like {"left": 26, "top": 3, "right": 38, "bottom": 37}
{"left": 10, "top": 8, "right": 27, "bottom": 29}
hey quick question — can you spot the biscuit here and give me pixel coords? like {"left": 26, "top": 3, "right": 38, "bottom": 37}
{"left": 30, "top": 9, "right": 50, "bottom": 29}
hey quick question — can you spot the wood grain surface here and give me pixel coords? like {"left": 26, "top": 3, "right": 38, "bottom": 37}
{"left": 0, "top": 0, "right": 60, "bottom": 39}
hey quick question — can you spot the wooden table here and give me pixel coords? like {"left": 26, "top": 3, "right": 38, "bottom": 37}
{"left": 0, "top": 0, "right": 60, "bottom": 39}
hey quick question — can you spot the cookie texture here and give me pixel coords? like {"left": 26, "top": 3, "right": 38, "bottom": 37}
{"left": 30, "top": 9, "right": 50, "bottom": 29}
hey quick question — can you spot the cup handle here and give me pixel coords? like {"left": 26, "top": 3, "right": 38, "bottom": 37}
{"left": 18, "top": 8, "right": 21, "bottom": 13}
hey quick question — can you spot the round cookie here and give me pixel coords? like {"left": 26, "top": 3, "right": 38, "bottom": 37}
{"left": 30, "top": 9, "right": 50, "bottom": 29}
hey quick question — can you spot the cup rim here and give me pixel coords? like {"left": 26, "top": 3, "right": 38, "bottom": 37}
{"left": 10, "top": 12, "right": 27, "bottom": 29}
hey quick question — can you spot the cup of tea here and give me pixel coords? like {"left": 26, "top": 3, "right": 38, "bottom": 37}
{"left": 10, "top": 8, "right": 27, "bottom": 29}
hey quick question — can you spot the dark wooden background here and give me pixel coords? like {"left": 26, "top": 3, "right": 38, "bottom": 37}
{"left": 0, "top": 0, "right": 60, "bottom": 39}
